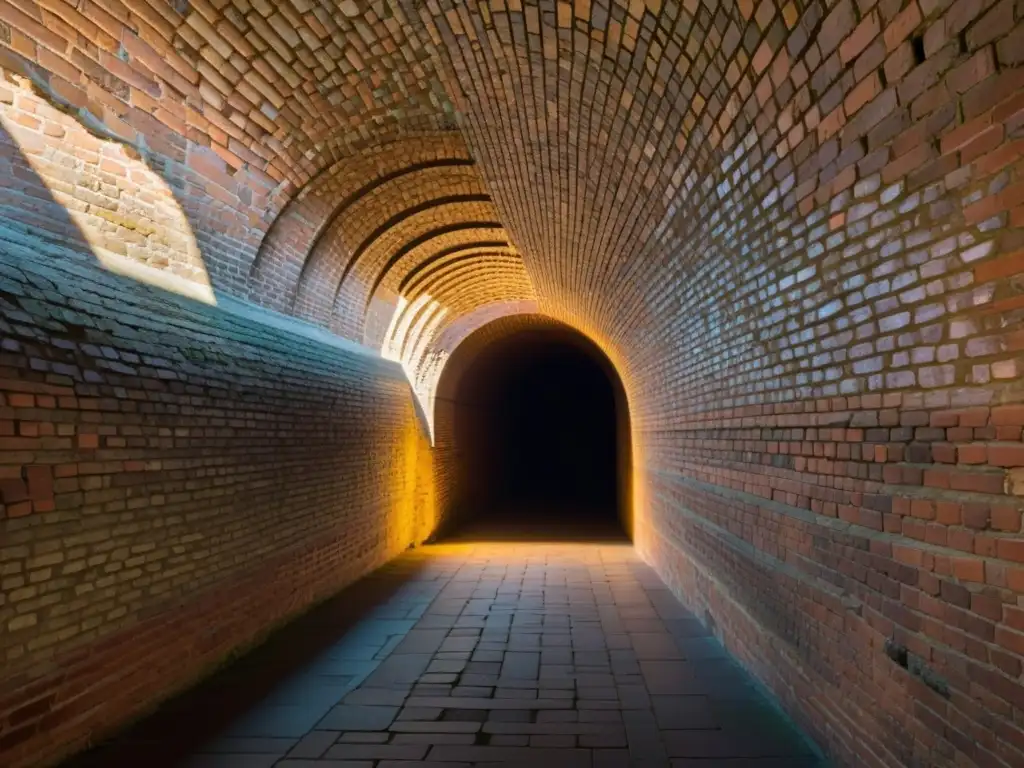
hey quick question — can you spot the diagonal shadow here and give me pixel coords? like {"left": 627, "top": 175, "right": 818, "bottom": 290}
{"left": 59, "top": 555, "right": 432, "bottom": 768}
{"left": 0, "top": 118, "right": 95, "bottom": 259}
{"left": 0, "top": 48, "right": 217, "bottom": 297}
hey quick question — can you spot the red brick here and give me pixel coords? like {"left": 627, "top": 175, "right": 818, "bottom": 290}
{"left": 998, "top": 539, "right": 1024, "bottom": 563}
{"left": 845, "top": 72, "right": 882, "bottom": 117}
{"left": 995, "top": 627, "right": 1024, "bottom": 655}
{"left": 975, "top": 249, "right": 1024, "bottom": 284}
{"left": 941, "top": 113, "right": 994, "bottom": 155}
{"left": 958, "top": 444, "right": 987, "bottom": 464}
{"left": 0, "top": 478, "right": 29, "bottom": 504}
{"left": 884, "top": 1, "right": 922, "bottom": 51}
{"left": 989, "top": 445, "right": 1024, "bottom": 467}
{"left": 991, "top": 506, "right": 1022, "bottom": 531}
{"left": 952, "top": 557, "right": 985, "bottom": 582}
{"left": 991, "top": 406, "right": 1024, "bottom": 426}
{"left": 23, "top": 466, "right": 53, "bottom": 501}
{"left": 971, "top": 593, "right": 1003, "bottom": 621}
{"left": 841, "top": 11, "right": 881, "bottom": 64}
{"left": 947, "top": 47, "right": 995, "bottom": 95}
{"left": 6, "top": 501, "right": 33, "bottom": 517}
{"left": 961, "top": 124, "right": 1005, "bottom": 164}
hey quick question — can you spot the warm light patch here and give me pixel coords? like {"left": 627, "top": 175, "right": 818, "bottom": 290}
{"left": 381, "top": 293, "right": 449, "bottom": 442}
{"left": 0, "top": 80, "right": 214, "bottom": 304}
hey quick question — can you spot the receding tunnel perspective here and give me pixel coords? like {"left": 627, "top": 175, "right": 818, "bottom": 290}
{"left": 2, "top": 1, "right": 1023, "bottom": 767}
{"left": 434, "top": 321, "right": 631, "bottom": 541}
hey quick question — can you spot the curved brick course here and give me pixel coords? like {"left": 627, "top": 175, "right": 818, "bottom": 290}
{"left": 1, "top": 0, "right": 1023, "bottom": 766}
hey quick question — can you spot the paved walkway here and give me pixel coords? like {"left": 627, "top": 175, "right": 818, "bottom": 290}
{"left": 66, "top": 541, "right": 824, "bottom": 767}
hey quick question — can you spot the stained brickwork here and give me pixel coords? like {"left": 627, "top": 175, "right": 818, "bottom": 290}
{"left": 0, "top": 0, "right": 1022, "bottom": 766}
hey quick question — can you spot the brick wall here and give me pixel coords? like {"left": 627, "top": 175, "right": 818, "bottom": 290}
{"left": 0, "top": 238, "right": 436, "bottom": 767}
{"left": 417, "top": 2, "right": 1024, "bottom": 765}
{"left": 1, "top": 0, "right": 1024, "bottom": 766}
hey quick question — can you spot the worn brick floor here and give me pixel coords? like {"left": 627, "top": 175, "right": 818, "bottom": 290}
{"left": 64, "top": 535, "right": 825, "bottom": 767}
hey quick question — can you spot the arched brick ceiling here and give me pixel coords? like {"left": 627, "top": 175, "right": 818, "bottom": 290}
{"left": 165, "top": 0, "right": 454, "bottom": 188}
{"left": 397, "top": 244, "right": 517, "bottom": 295}
{"left": 410, "top": 0, "right": 777, "bottom": 353}
{"left": 4, "top": 2, "right": 1023, "bottom": 761}
{"left": 247, "top": 134, "right": 475, "bottom": 309}
{"left": 1, "top": 0, "right": 780, "bottom": 387}
{"left": 222, "top": 0, "right": 821, "bottom": 396}
{"left": 294, "top": 191, "right": 493, "bottom": 313}
{"left": 435, "top": 313, "right": 587, "bottom": 402}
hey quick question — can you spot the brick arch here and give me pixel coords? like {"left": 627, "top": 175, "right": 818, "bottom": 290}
{"left": 361, "top": 238, "right": 527, "bottom": 351}
{"left": 391, "top": 262, "right": 535, "bottom": 361}
{"left": 330, "top": 216, "right": 510, "bottom": 335}
{"left": 402, "top": 250, "right": 522, "bottom": 300}
{"left": 365, "top": 236, "right": 522, "bottom": 306}
{"left": 294, "top": 198, "right": 499, "bottom": 327}
{"left": 377, "top": 262, "right": 541, "bottom": 433}
{"left": 369, "top": 247, "right": 527, "bottom": 347}
{"left": 430, "top": 312, "right": 634, "bottom": 534}
{"left": 398, "top": 242, "right": 512, "bottom": 292}
{"left": 247, "top": 136, "right": 475, "bottom": 310}
{"left": 412, "top": 263, "right": 533, "bottom": 313}
{"left": 434, "top": 314, "right": 596, "bottom": 398}
{"left": 340, "top": 196, "right": 495, "bottom": 299}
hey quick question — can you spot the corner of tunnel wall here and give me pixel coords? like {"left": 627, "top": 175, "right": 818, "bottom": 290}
{"left": 401, "top": 385, "right": 443, "bottom": 549}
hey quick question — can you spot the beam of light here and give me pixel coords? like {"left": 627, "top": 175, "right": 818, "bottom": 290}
{"left": 380, "top": 292, "right": 449, "bottom": 443}
{"left": 0, "top": 90, "right": 214, "bottom": 304}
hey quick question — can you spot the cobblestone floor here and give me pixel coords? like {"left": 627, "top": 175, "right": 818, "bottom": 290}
{"left": 65, "top": 536, "right": 825, "bottom": 767}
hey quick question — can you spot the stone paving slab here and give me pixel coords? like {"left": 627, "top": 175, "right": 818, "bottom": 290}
{"left": 62, "top": 542, "right": 827, "bottom": 767}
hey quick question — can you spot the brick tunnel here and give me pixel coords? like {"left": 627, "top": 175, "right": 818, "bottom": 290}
{"left": 434, "top": 317, "right": 632, "bottom": 541}
{"left": 0, "top": 1, "right": 1022, "bottom": 766}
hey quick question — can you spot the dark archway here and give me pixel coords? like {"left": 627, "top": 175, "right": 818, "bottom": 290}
{"left": 433, "top": 318, "right": 631, "bottom": 541}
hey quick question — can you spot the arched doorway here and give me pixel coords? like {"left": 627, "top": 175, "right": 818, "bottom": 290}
{"left": 433, "top": 317, "right": 631, "bottom": 541}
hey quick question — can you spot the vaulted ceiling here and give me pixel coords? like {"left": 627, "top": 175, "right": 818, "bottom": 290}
{"left": 100, "top": 0, "right": 829, "bottom": 413}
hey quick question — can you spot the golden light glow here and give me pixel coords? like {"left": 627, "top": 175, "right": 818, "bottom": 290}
{"left": 381, "top": 293, "right": 450, "bottom": 443}
{"left": 388, "top": 406, "right": 438, "bottom": 550}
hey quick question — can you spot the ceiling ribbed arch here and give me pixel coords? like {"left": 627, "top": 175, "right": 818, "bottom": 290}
{"left": 402, "top": 249, "right": 519, "bottom": 297}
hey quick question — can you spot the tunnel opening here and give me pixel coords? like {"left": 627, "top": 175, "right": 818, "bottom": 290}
{"left": 434, "top": 320, "right": 632, "bottom": 542}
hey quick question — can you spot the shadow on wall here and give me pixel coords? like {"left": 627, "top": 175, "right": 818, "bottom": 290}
{"left": 58, "top": 556, "right": 433, "bottom": 768}
{"left": 0, "top": 114, "right": 94, "bottom": 258}
{"left": 0, "top": 66, "right": 419, "bottom": 373}
{"left": 0, "top": 50, "right": 279, "bottom": 301}
{"left": 0, "top": 79, "right": 210, "bottom": 303}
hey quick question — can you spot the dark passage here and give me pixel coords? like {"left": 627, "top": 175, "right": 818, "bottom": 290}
{"left": 439, "top": 326, "right": 630, "bottom": 540}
